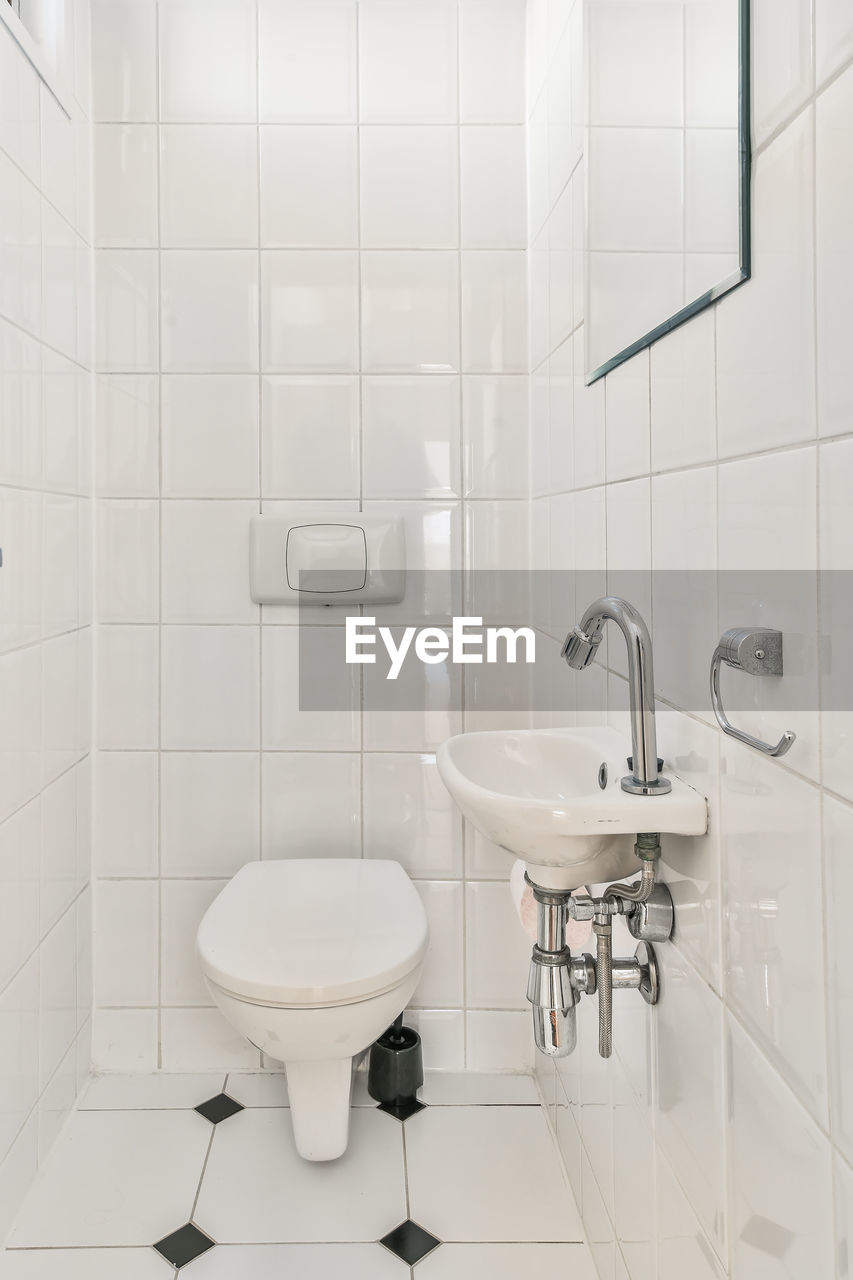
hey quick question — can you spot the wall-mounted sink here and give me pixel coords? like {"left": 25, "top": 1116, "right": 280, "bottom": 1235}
{"left": 437, "top": 726, "right": 708, "bottom": 891}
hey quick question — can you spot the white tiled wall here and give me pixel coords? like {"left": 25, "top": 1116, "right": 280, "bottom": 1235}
{"left": 0, "top": 0, "right": 94, "bottom": 1239}
{"left": 529, "top": 2, "right": 853, "bottom": 1278}
{"left": 91, "top": 0, "right": 533, "bottom": 1075}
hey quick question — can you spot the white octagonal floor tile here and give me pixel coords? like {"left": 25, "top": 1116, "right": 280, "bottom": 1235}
{"left": 0, "top": 1249, "right": 171, "bottom": 1279}
{"left": 405, "top": 1106, "right": 583, "bottom": 1242}
{"left": 417, "top": 1242, "right": 598, "bottom": 1278}
{"left": 185, "top": 1243, "right": 407, "bottom": 1278}
{"left": 195, "top": 1107, "right": 406, "bottom": 1243}
{"left": 8, "top": 1110, "right": 212, "bottom": 1247}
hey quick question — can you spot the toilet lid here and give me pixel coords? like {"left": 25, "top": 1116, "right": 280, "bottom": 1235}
{"left": 197, "top": 859, "right": 429, "bottom": 1007}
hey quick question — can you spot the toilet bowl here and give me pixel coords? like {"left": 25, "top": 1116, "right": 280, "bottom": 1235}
{"left": 196, "top": 858, "right": 428, "bottom": 1162}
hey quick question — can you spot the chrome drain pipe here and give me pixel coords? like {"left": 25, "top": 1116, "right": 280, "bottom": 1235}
{"left": 526, "top": 886, "right": 577, "bottom": 1058}
{"left": 526, "top": 841, "right": 672, "bottom": 1061}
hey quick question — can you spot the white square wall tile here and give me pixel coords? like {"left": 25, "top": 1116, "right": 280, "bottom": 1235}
{"left": 39, "top": 87, "right": 71, "bottom": 226}
{"left": 93, "top": 125, "right": 158, "bottom": 248}
{"left": 161, "top": 501, "right": 258, "bottom": 624}
{"left": 359, "top": 0, "right": 458, "bottom": 124}
{"left": 411, "top": 881, "right": 464, "bottom": 1008}
{"left": 650, "top": 308, "right": 716, "bottom": 471}
{"left": 817, "top": 65, "right": 853, "bottom": 439}
{"left": 162, "top": 375, "right": 259, "bottom": 498}
{"left": 461, "top": 252, "right": 528, "bottom": 374}
{"left": 0, "top": 956, "right": 39, "bottom": 1161}
{"left": 404, "top": 1010, "right": 465, "bottom": 1070}
{"left": 96, "top": 626, "right": 158, "bottom": 749}
{"left": 161, "top": 752, "right": 259, "bottom": 878}
{"left": 359, "top": 500, "right": 462, "bottom": 628}
{"left": 94, "top": 880, "right": 158, "bottom": 1008}
{"left": 95, "top": 250, "right": 159, "bottom": 373}
{"left": 362, "top": 375, "right": 461, "bottom": 499}
{"left": 459, "top": 0, "right": 527, "bottom": 124}
{"left": 360, "top": 127, "right": 458, "bottom": 249}
{"left": 604, "top": 349, "right": 650, "bottom": 483}
{"left": 262, "top": 251, "right": 359, "bottom": 374}
{"left": 40, "top": 769, "right": 78, "bottom": 933}
{"left": 0, "top": 801, "right": 40, "bottom": 994}
{"left": 261, "top": 376, "right": 359, "bottom": 500}
{"left": 159, "top": 0, "right": 257, "bottom": 123}
{"left": 161, "top": 627, "right": 260, "bottom": 750}
{"left": 836, "top": 1157, "right": 853, "bottom": 1280}
{"left": 42, "top": 209, "right": 79, "bottom": 364}
{"left": 465, "top": 882, "right": 532, "bottom": 1010}
{"left": 160, "top": 1007, "right": 261, "bottom": 1071}
{"left": 160, "top": 126, "right": 258, "bottom": 248}
{"left": 752, "top": 0, "right": 813, "bottom": 144}
{"left": 91, "top": 1009, "right": 158, "bottom": 1072}
{"left": 462, "top": 376, "right": 530, "bottom": 498}
{"left": 716, "top": 110, "right": 815, "bottom": 456}
{"left": 95, "top": 375, "right": 159, "bottom": 498}
{"left": 718, "top": 446, "right": 819, "bottom": 779}
{"left": 39, "top": 908, "right": 77, "bottom": 1090}
{"left": 819, "top": 438, "right": 853, "bottom": 803}
{"left": 722, "top": 741, "right": 826, "bottom": 1121}
{"left": 161, "top": 880, "right": 228, "bottom": 1006}
{"left": 728, "top": 1015, "right": 833, "bottom": 1278}
{"left": 816, "top": 0, "right": 853, "bottom": 84}
{"left": 94, "top": 752, "right": 158, "bottom": 877}
{"left": 0, "top": 150, "right": 41, "bottom": 339}
{"left": 259, "top": 0, "right": 357, "bottom": 123}
{"left": 91, "top": 0, "right": 157, "bottom": 123}
{"left": 361, "top": 252, "right": 460, "bottom": 374}
{"left": 261, "top": 753, "right": 361, "bottom": 859}
{"left": 261, "top": 627, "right": 360, "bottom": 750}
{"left": 461, "top": 127, "right": 527, "bottom": 249}
{"left": 363, "top": 752, "right": 463, "bottom": 879}
{"left": 162, "top": 251, "right": 259, "bottom": 373}
{"left": 260, "top": 127, "right": 358, "bottom": 248}
{"left": 823, "top": 795, "right": 853, "bottom": 1166}
{"left": 655, "top": 947, "right": 726, "bottom": 1254}
{"left": 96, "top": 500, "right": 159, "bottom": 624}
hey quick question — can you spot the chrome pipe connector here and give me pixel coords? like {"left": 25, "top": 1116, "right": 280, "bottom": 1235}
{"left": 526, "top": 840, "right": 673, "bottom": 1061}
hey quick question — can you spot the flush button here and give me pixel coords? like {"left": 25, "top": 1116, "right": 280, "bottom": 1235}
{"left": 285, "top": 524, "right": 367, "bottom": 594}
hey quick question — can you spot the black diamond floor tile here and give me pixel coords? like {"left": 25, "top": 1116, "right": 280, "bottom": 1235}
{"left": 194, "top": 1093, "right": 245, "bottom": 1124}
{"left": 379, "top": 1219, "right": 441, "bottom": 1265}
{"left": 378, "top": 1097, "right": 427, "bottom": 1122}
{"left": 154, "top": 1223, "right": 216, "bottom": 1269}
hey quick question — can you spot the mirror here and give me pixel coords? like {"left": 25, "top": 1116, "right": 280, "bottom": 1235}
{"left": 585, "top": 0, "right": 749, "bottom": 382}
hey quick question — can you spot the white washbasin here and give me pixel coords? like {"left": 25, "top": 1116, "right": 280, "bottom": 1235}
{"left": 437, "top": 726, "right": 708, "bottom": 891}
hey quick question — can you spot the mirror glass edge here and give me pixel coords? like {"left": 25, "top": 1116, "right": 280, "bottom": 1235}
{"left": 584, "top": 0, "right": 752, "bottom": 387}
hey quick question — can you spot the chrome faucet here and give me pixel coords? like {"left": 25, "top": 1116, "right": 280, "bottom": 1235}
{"left": 561, "top": 596, "right": 671, "bottom": 796}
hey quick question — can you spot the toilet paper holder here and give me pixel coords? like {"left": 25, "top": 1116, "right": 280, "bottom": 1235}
{"left": 710, "top": 627, "right": 796, "bottom": 757}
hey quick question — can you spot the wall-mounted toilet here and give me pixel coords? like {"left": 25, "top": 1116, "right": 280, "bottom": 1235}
{"left": 196, "top": 858, "right": 428, "bottom": 1162}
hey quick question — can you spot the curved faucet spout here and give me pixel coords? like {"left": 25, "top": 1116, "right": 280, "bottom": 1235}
{"left": 561, "top": 596, "right": 671, "bottom": 796}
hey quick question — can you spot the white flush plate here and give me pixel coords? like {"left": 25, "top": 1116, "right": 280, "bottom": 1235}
{"left": 250, "top": 511, "right": 405, "bottom": 606}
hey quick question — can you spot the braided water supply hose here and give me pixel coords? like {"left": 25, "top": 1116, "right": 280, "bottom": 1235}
{"left": 595, "top": 835, "right": 660, "bottom": 1058}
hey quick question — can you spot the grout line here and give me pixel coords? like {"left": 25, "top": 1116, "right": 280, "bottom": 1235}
{"left": 153, "top": 0, "right": 164, "bottom": 1073}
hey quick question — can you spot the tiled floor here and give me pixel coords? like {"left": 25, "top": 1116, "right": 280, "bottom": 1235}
{"left": 1, "top": 1071, "right": 596, "bottom": 1278}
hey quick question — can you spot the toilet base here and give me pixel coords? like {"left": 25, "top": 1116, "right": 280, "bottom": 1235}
{"left": 204, "top": 967, "right": 423, "bottom": 1162}
{"left": 286, "top": 1059, "right": 353, "bottom": 1161}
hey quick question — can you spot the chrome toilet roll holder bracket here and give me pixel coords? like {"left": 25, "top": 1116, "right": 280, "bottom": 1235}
{"left": 710, "top": 628, "right": 795, "bottom": 758}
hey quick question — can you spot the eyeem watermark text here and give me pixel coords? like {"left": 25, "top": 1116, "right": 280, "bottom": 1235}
{"left": 346, "top": 616, "right": 536, "bottom": 680}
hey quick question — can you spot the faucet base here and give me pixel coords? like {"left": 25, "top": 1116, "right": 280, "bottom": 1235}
{"left": 620, "top": 774, "right": 672, "bottom": 796}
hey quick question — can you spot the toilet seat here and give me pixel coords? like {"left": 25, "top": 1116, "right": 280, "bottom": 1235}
{"left": 197, "top": 859, "right": 428, "bottom": 1010}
